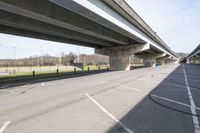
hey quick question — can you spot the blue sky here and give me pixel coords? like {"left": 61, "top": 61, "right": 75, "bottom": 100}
{"left": 126, "top": 0, "right": 200, "bottom": 53}
{"left": 0, "top": 0, "right": 200, "bottom": 59}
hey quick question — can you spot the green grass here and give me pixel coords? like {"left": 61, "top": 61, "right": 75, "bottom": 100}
{"left": 0, "top": 66, "right": 109, "bottom": 84}
{"left": 83, "top": 65, "right": 108, "bottom": 71}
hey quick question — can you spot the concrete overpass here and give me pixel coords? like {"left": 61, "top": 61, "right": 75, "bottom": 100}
{"left": 187, "top": 44, "right": 200, "bottom": 64}
{"left": 0, "top": 0, "right": 178, "bottom": 70}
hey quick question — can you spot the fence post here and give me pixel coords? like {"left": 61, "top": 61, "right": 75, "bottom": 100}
{"left": 107, "top": 66, "right": 109, "bottom": 71}
{"left": 33, "top": 70, "right": 35, "bottom": 78}
{"left": 88, "top": 67, "right": 90, "bottom": 72}
{"left": 98, "top": 66, "right": 100, "bottom": 71}
{"left": 56, "top": 69, "right": 59, "bottom": 74}
{"left": 74, "top": 67, "right": 76, "bottom": 74}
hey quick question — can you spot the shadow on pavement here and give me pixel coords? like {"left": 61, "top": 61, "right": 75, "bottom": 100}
{"left": 107, "top": 64, "right": 200, "bottom": 133}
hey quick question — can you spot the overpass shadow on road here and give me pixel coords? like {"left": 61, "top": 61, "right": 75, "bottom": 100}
{"left": 106, "top": 64, "right": 200, "bottom": 133}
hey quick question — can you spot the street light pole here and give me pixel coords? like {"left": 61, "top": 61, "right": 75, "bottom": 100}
{"left": 40, "top": 46, "right": 43, "bottom": 66}
{"left": 77, "top": 47, "right": 80, "bottom": 63}
{"left": 83, "top": 47, "right": 85, "bottom": 65}
{"left": 13, "top": 46, "right": 16, "bottom": 67}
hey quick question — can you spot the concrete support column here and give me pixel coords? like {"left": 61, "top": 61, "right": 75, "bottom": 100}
{"left": 156, "top": 54, "right": 178, "bottom": 65}
{"left": 143, "top": 58, "right": 156, "bottom": 67}
{"left": 156, "top": 59, "right": 165, "bottom": 66}
{"left": 186, "top": 59, "right": 190, "bottom": 64}
{"left": 95, "top": 44, "right": 150, "bottom": 70}
{"left": 141, "top": 53, "right": 166, "bottom": 67}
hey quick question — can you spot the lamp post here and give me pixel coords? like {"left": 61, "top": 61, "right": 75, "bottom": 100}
{"left": 40, "top": 46, "right": 43, "bottom": 66}
{"left": 77, "top": 47, "right": 80, "bottom": 63}
{"left": 13, "top": 46, "right": 16, "bottom": 67}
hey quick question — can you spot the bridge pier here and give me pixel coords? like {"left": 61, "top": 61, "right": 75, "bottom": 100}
{"left": 141, "top": 53, "right": 166, "bottom": 67}
{"left": 188, "top": 57, "right": 200, "bottom": 64}
{"left": 95, "top": 44, "right": 150, "bottom": 70}
{"left": 95, "top": 44, "right": 177, "bottom": 70}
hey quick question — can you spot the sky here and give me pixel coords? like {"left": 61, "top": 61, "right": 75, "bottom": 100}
{"left": 125, "top": 0, "right": 200, "bottom": 53}
{"left": 0, "top": 34, "right": 94, "bottom": 59}
{"left": 0, "top": 0, "right": 200, "bottom": 59}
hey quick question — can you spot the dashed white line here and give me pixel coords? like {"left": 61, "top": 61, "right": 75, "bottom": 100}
{"left": 41, "top": 82, "right": 45, "bottom": 86}
{"left": 22, "top": 83, "right": 35, "bottom": 88}
{"left": 183, "top": 65, "right": 200, "bottom": 133}
{"left": 150, "top": 94, "right": 200, "bottom": 111}
{"left": 120, "top": 82, "right": 200, "bottom": 112}
{"left": 0, "top": 90, "right": 15, "bottom": 94}
{"left": 22, "top": 82, "right": 57, "bottom": 88}
{"left": 46, "top": 83, "right": 57, "bottom": 86}
{"left": 85, "top": 93, "right": 134, "bottom": 133}
{"left": 0, "top": 121, "right": 11, "bottom": 133}
{"left": 160, "top": 82, "right": 185, "bottom": 88}
{"left": 120, "top": 85, "right": 142, "bottom": 93}
{"left": 22, "top": 83, "right": 30, "bottom": 87}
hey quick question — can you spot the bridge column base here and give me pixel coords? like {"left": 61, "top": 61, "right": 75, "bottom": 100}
{"left": 143, "top": 58, "right": 156, "bottom": 67}
{"left": 140, "top": 53, "right": 166, "bottom": 67}
{"left": 95, "top": 44, "right": 149, "bottom": 70}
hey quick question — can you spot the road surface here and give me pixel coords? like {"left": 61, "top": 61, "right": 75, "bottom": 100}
{"left": 0, "top": 64, "right": 200, "bottom": 133}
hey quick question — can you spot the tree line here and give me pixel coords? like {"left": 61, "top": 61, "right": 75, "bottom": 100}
{"left": 0, "top": 52, "right": 109, "bottom": 67}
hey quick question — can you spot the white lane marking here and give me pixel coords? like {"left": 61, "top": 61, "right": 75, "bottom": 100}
{"left": 119, "top": 85, "right": 143, "bottom": 93}
{"left": 150, "top": 94, "right": 200, "bottom": 111}
{"left": 85, "top": 93, "right": 134, "bottom": 133}
{"left": 183, "top": 65, "right": 200, "bottom": 133}
{"left": 127, "top": 76, "right": 200, "bottom": 112}
{"left": 22, "top": 82, "right": 56, "bottom": 88}
{"left": 138, "top": 79, "right": 199, "bottom": 91}
{"left": 161, "top": 82, "right": 198, "bottom": 91}
{"left": 160, "top": 82, "right": 185, "bottom": 88}
{"left": 41, "top": 82, "right": 45, "bottom": 86}
{"left": 22, "top": 84, "right": 36, "bottom": 88}
{"left": 0, "top": 90, "right": 15, "bottom": 94}
{"left": 0, "top": 121, "right": 11, "bottom": 133}
{"left": 46, "top": 83, "right": 57, "bottom": 86}
{"left": 22, "top": 83, "right": 30, "bottom": 87}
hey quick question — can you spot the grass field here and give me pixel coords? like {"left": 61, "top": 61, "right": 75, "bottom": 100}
{"left": 0, "top": 65, "right": 109, "bottom": 84}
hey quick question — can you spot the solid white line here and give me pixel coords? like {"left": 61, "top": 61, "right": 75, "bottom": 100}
{"left": 0, "top": 121, "right": 11, "bottom": 133}
{"left": 150, "top": 94, "right": 200, "bottom": 111}
{"left": 120, "top": 85, "right": 142, "bottom": 93}
{"left": 85, "top": 93, "right": 134, "bottom": 133}
{"left": 183, "top": 65, "right": 200, "bottom": 133}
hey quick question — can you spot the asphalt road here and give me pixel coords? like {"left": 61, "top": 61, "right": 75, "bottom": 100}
{"left": 0, "top": 64, "right": 200, "bottom": 133}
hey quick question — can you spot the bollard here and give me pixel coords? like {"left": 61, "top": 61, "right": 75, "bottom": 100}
{"left": 88, "top": 67, "right": 90, "bottom": 72}
{"left": 98, "top": 66, "right": 100, "bottom": 71}
{"left": 33, "top": 71, "right": 35, "bottom": 78}
{"left": 74, "top": 67, "right": 76, "bottom": 74}
{"left": 56, "top": 69, "right": 59, "bottom": 74}
{"left": 107, "top": 66, "right": 109, "bottom": 71}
